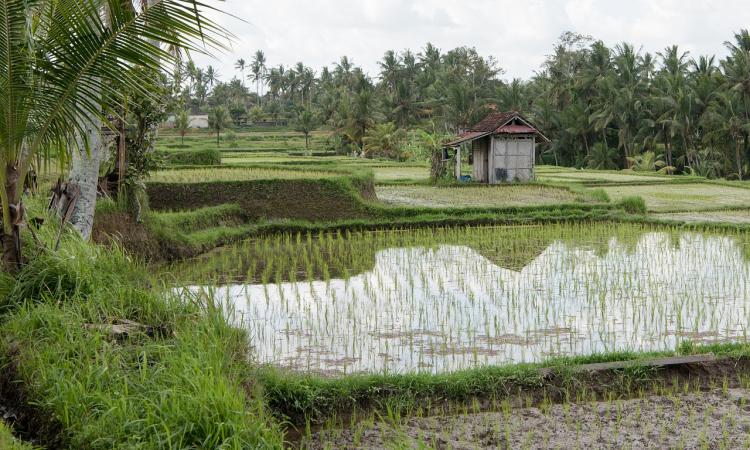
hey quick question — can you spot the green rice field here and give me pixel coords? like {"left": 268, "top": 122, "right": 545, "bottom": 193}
{"left": 148, "top": 167, "right": 337, "bottom": 183}
{"left": 602, "top": 183, "right": 750, "bottom": 212}
{"left": 376, "top": 184, "right": 579, "bottom": 208}
{"left": 178, "top": 223, "right": 750, "bottom": 375}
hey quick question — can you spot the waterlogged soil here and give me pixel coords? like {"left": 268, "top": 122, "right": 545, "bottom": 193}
{"left": 654, "top": 209, "right": 750, "bottom": 224}
{"left": 375, "top": 184, "right": 576, "bottom": 208}
{"left": 305, "top": 388, "right": 750, "bottom": 449}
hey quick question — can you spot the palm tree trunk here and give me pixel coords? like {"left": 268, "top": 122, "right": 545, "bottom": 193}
{"left": 67, "top": 1, "right": 111, "bottom": 241}
{"left": 68, "top": 118, "right": 103, "bottom": 241}
{"left": 1, "top": 164, "right": 21, "bottom": 271}
{"left": 582, "top": 133, "right": 590, "bottom": 155}
{"left": 736, "top": 137, "right": 743, "bottom": 181}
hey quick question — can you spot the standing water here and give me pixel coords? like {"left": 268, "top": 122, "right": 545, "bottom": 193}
{"left": 173, "top": 225, "right": 750, "bottom": 374}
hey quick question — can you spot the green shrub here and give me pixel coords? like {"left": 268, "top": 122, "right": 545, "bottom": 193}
{"left": 159, "top": 148, "right": 221, "bottom": 166}
{"left": 618, "top": 196, "right": 647, "bottom": 214}
{"left": 588, "top": 188, "right": 611, "bottom": 203}
{"left": 224, "top": 130, "right": 238, "bottom": 148}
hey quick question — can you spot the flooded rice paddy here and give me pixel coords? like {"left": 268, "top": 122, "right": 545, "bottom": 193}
{"left": 173, "top": 224, "right": 750, "bottom": 375}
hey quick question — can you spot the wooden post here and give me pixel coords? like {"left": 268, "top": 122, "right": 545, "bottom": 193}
{"left": 531, "top": 135, "right": 536, "bottom": 181}
{"left": 118, "top": 118, "right": 126, "bottom": 191}
{"left": 455, "top": 146, "right": 461, "bottom": 180}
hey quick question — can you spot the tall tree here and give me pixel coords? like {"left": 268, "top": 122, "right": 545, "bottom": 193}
{"left": 0, "top": 0, "right": 225, "bottom": 269}
{"left": 209, "top": 106, "right": 231, "bottom": 146}
{"left": 294, "top": 109, "right": 317, "bottom": 154}
{"left": 235, "top": 58, "right": 246, "bottom": 86}
{"left": 175, "top": 110, "right": 191, "bottom": 145}
{"left": 251, "top": 50, "right": 267, "bottom": 105}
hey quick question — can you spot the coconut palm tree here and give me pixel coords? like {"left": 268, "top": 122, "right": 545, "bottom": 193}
{"left": 251, "top": 50, "right": 266, "bottom": 105}
{"left": 704, "top": 91, "right": 748, "bottom": 179}
{"left": 294, "top": 109, "right": 317, "bottom": 154}
{"left": 378, "top": 50, "right": 401, "bottom": 89}
{"left": 209, "top": 106, "right": 232, "bottom": 146}
{"left": 0, "top": 0, "right": 225, "bottom": 269}
{"left": 235, "top": 58, "right": 247, "bottom": 86}
{"left": 363, "top": 122, "right": 407, "bottom": 160}
{"left": 0, "top": 0, "right": 226, "bottom": 269}
{"left": 205, "top": 65, "right": 219, "bottom": 87}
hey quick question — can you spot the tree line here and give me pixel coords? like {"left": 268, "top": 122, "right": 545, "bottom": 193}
{"left": 173, "top": 30, "right": 750, "bottom": 177}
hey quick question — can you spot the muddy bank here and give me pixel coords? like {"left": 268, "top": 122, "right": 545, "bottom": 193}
{"left": 0, "top": 345, "right": 63, "bottom": 449}
{"left": 306, "top": 387, "right": 750, "bottom": 449}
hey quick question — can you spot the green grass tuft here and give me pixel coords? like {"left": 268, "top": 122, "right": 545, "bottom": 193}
{"left": 617, "top": 196, "right": 647, "bottom": 214}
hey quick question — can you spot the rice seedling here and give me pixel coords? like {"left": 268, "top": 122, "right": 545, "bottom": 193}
{"left": 655, "top": 209, "right": 750, "bottom": 224}
{"left": 173, "top": 222, "right": 750, "bottom": 375}
{"left": 372, "top": 166, "right": 430, "bottom": 182}
{"left": 148, "top": 167, "right": 336, "bottom": 183}
{"left": 602, "top": 183, "right": 750, "bottom": 212}
{"left": 302, "top": 384, "right": 750, "bottom": 449}
{"left": 375, "top": 184, "right": 579, "bottom": 208}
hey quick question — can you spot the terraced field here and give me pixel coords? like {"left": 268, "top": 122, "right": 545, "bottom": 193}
{"left": 376, "top": 184, "right": 578, "bottom": 208}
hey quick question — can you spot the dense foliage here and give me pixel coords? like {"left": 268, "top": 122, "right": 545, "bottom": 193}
{"left": 176, "top": 30, "right": 750, "bottom": 177}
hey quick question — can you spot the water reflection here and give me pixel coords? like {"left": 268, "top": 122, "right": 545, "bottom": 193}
{"left": 197, "top": 232, "right": 750, "bottom": 374}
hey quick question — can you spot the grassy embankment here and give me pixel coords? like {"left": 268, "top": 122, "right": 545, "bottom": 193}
{"left": 261, "top": 342, "right": 750, "bottom": 430}
{"left": 0, "top": 207, "right": 285, "bottom": 448}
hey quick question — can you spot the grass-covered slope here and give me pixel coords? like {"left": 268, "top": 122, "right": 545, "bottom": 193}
{"left": 146, "top": 166, "right": 376, "bottom": 221}
{"left": 0, "top": 226, "right": 284, "bottom": 449}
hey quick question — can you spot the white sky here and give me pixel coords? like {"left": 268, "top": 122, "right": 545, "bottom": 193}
{"left": 191, "top": 0, "right": 750, "bottom": 83}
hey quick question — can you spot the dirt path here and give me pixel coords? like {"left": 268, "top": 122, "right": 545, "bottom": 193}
{"left": 305, "top": 388, "right": 750, "bottom": 449}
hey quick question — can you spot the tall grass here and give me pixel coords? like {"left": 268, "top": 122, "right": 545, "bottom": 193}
{"left": 0, "top": 223, "right": 283, "bottom": 448}
{"left": 0, "top": 422, "right": 37, "bottom": 449}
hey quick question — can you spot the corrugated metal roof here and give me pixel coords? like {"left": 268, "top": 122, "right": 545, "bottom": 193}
{"left": 444, "top": 111, "right": 551, "bottom": 147}
{"left": 468, "top": 112, "right": 517, "bottom": 132}
{"left": 444, "top": 131, "right": 492, "bottom": 147}
{"left": 496, "top": 124, "right": 537, "bottom": 134}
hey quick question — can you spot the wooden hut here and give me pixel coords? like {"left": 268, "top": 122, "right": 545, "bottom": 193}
{"left": 444, "top": 112, "right": 549, "bottom": 183}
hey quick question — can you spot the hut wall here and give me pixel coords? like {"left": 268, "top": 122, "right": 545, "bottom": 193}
{"left": 490, "top": 135, "right": 535, "bottom": 183}
{"left": 472, "top": 137, "right": 489, "bottom": 182}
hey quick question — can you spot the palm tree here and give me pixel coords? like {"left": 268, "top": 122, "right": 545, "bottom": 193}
{"left": 379, "top": 50, "right": 401, "bottom": 89}
{"left": 586, "top": 143, "right": 620, "bottom": 169}
{"left": 294, "top": 110, "right": 317, "bottom": 154}
{"left": 209, "top": 106, "right": 232, "bottom": 146}
{"left": 175, "top": 110, "right": 191, "bottom": 145}
{"left": 252, "top": 50, "right": 266, "bottom": 105}
{"left": 205, "top": 65, "right": 219, "bottom": 87}
{"left": 626, "top": 151, "right": 674, "bottom": 173}
{"left": 299, "top": 67, "right": 316, "bottom": 108}
{"left": 235, "top": 58, "right": 247, "bottom": 86}
{"left": 704, "top": 91, "right": 747, "bottom": 179}
{"left": 0, "top": 0, "right": 224, "bottom": 269}
{"left": 363, "top": 122, "right": 407, "bottom": 160}
{"left": 264, "top": 65, "right": 285, "bottom": 100}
